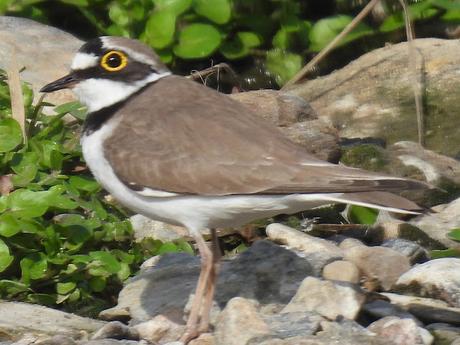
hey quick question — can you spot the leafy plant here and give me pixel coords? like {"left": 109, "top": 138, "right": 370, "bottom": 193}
{"left": 3, "top": 0, "right": 458, "bottom": 87}
{"left": 0, "top": 72, "right": 193, "bottom": 316}
{"left": 347, "top": 205, "right": 379, "bottom": 225}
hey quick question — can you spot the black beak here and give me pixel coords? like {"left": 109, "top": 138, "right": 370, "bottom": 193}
{"left": 40, "top": 73, "right": 79, "bottom": 93}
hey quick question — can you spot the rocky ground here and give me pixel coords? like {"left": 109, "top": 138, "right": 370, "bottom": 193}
{"left": 1, "top": 16, "right": 460, "bottom": 345}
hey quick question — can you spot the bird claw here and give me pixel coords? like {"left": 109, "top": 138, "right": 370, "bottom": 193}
{"left": 179, "top": 328, "right": 199, "bottom": 344}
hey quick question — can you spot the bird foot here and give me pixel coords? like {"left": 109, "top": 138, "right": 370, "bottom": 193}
{"left": 179, "top": 328, "right": 200, "bottom": 344}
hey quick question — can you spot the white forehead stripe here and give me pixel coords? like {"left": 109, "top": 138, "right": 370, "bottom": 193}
{"left": 100, "top": 36, "right": 157, "bottom": 67}
{"left": 71, "top": 53, "right": 98, "bottom": 70}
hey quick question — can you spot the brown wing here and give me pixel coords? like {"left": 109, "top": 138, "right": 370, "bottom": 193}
{"left": 103, "top": 76, "right": 426, "bottom": 196}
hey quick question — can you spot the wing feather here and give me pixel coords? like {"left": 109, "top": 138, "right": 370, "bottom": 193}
{"left": 103, "top": 76, "right": 427, "bottom": 196}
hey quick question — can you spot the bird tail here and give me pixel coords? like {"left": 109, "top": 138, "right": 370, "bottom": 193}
{"left": 321, "top": 191, "right": 423, "bottom": 214}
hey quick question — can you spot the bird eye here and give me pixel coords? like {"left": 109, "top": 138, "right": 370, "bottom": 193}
{"left": 101, "top": 51, "right": 128, "bottom": 72}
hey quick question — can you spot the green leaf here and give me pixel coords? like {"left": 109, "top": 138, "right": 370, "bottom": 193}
{"left": 447, "top": 228, "right": 460, "bottom": 242}
{"left": 156, "top": 48, "right": 173, "bottom": 64}
{"left": 174, "top": 23, "right": 221, "bottom": 59}
{"left": 89, "top": 276, "right": 106, "bottom": 292}
{"left": 442, "top": 9, "right": 460, "bottom": 21}
{"left": 0, "top": 118, "right": 22, "bottom": 152}
{"left": 64, "top": 225, "right": 92, "bottom": 245}
{"left": 69, "top": 175, "right": 100, "bottom": 193}
{"left": 117, "top": 262, "right": 131, "bottom": 281}
{"left": 39, "top": 140, "right": 63, "bottom": 170}
{"left": 112, "top": 249, "right": 135, "bottom": 264}
{"left": 380, "top": 2, "right": 439, "bottom": 32}
{"left": 430, "top": 248, "right": 460, "bottom": 259}
{"left": 108, "top": 3, "right": 130, "bottom": 27}
{"left": 309, "top": 15, "right": 374, "bottom": 52}
{"left": 0, "top": 239, "right": 14, "bottom": 273}
{"left": 266, "top": 49, "right": 302, "bottom": 86}
{"left": 0, "top": 280, "right": 29, "bottom": 296}
{"left": 0, "top": 213, "right": 21, "bottom": 237}
{"left": 272, "top": 28, "right": 291, "bottom": 50}
{"left": 60, "top": 0, "right": 88, "bottom": 6}
{"left": 51, "top": 195, "right": 79, "bottom": 210}
{"left": 56, "top": 281, "right": 76, "bottom": 294}
{"left": 194, "top": 0, "right": 231, "bottom": 24}
{"left": 7, "top": 189, "right": 50, "bottom": 217}
{"left": 20, "top": 253, "right": 48, "bottom": 283}
{"left": 347, "top": 205, "right": 379, "bottom": 225}
{"left": 143, "top": 10, "right": 176, "bottom": 49}
{"left": 153, "top": 0, "right": 192, "bottom": 15}
{"left": 176, "top": 239, "right": 194, "bottom": 254}
{"left": 7, "top": 187, "right": 64, "bottom": 218}
{"left": 89, "top": 251, "right": 121, "bottom": 274}
{"left": 157, "top": 242, "right": 179, "bottom": 254}
{"left": 27, "top": 293, "right": 55, "bottom": 306}
{"left": 10, "top": 152, "right": 39, "bottom": 185}
{"left": 68, "top": 288, "right": 80, "bottom": 302}
{"left": 220, "top": 31, "right": 262, "bottom": 59}
{"left": 431, "top": 0, "right": 460, "bottom": 10}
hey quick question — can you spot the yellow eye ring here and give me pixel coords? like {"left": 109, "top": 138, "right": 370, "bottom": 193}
{"left": 100, "top": 51, "right": 128, "bottom": 72}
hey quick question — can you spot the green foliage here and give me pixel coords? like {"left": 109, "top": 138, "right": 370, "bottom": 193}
{"left": 429, "top": 228, "right": 460, "bottom": 258}
{"left": 447, "top": 228, "right": 460, "bottom": 242}
{"left": 340, "top": 144, "right": 387, "bottom": 172}
{"left": 347, "top": 205, "right": 379, "bottom": 225}
{"left": 430, "top": 248, "right": 460, "bottom": 258}
{"left": 0, "top": 76, "right": 194, "bottom": 316}
{"left": 173, "top": 23, "right": 222, "bottom": 59}
{"left": 2, "top": 0, "right": 455, "bottom": 87}
{"left": 309, "top": 15, "right": 373, "bottom": 52}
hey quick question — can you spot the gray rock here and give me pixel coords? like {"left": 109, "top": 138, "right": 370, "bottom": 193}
{"left": 188, "top": 333, "right": 214, "bottom": 345}
{"left": 366, "top": 222, "right": 446, "bottom": 251}
{"left": 306, "top": 319, "right": 388, "bottom": 345}
{"left": 367, "top": 316, "right": 433, "bottom": 345}
{"left": 0, "top": 301, "right": 105, "bottom": 339}
{"left": 262, "top": 312, "right": 323, "bottom": 339}
{"left": 381, "top": 238, "right": 429, "bottom": 264}
{"left": 363, "top": 299, "right": 422, "bottom": 324}
{"left": 130, "top": 215, "right": 236, "bottom": 243}
{"left": 102, "top": 241, "right": 314, "bottom": 324}
{"left": 78, "top": 341, "right": 145, "bottom": 345}
{"left": 389, "top": 141, "right": 460, "bottom": 186}
{"left": 36, "top": 335, "right": 77, "bottom": 345}
{"left": 381, "top": 292, "right": 460, "bottom": 325}
{"left": 282, "top": 277, "right": 366, "bottom": 320}
{"left": 0, "top": 16, "right": 81, "bottom": 106}
{"left": 214, "top": 298, "right": 271, "bottom": 345}
{"left": 322, "top": 260, "right": 361, "bottom": 284}
{"left": 341, "top": 239, "right": 411, "bottom": 291}
{"left": 133, "top": 316, "right": 185, "bottom": 344}
{"left": 229, "top": 90, "right": 339, "bottom": 162}
{"left": 426, "top": 323, "right": 460, "bottom": 345}
{"left": 91, "top": 321, "right": 138, "bottom": 341}
{"left": 130, "top": 214, "right": 191, "bottom": 242}
{"left": 410, "top": 199, "right": 460, "bottom": 250}
{"left": 395, "top": 258, "right": 460, "bottom": 307}
{"left": 288, "top": 38, "right": 460, "bottom": 157}
{"left": 266, "top": 223, "right": 343, "bottom": 258}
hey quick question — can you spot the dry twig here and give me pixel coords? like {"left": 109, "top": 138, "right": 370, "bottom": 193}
{"left": 399, "top": 0, "right": 425, "bottom": 146}
{"left": 6, "top": 48, "right": 27, "bottom": 143}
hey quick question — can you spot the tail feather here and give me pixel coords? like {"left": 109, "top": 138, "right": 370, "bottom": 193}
{"left": 324, "top": 191, "right": 423, "bottom": 214}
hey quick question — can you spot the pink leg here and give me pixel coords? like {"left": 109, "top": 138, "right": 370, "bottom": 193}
{"left": 179, "top": 232, "right": 213, "bottom": 343}
{"left": 198, "top": 229, "right": 221, "bottom": 332}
